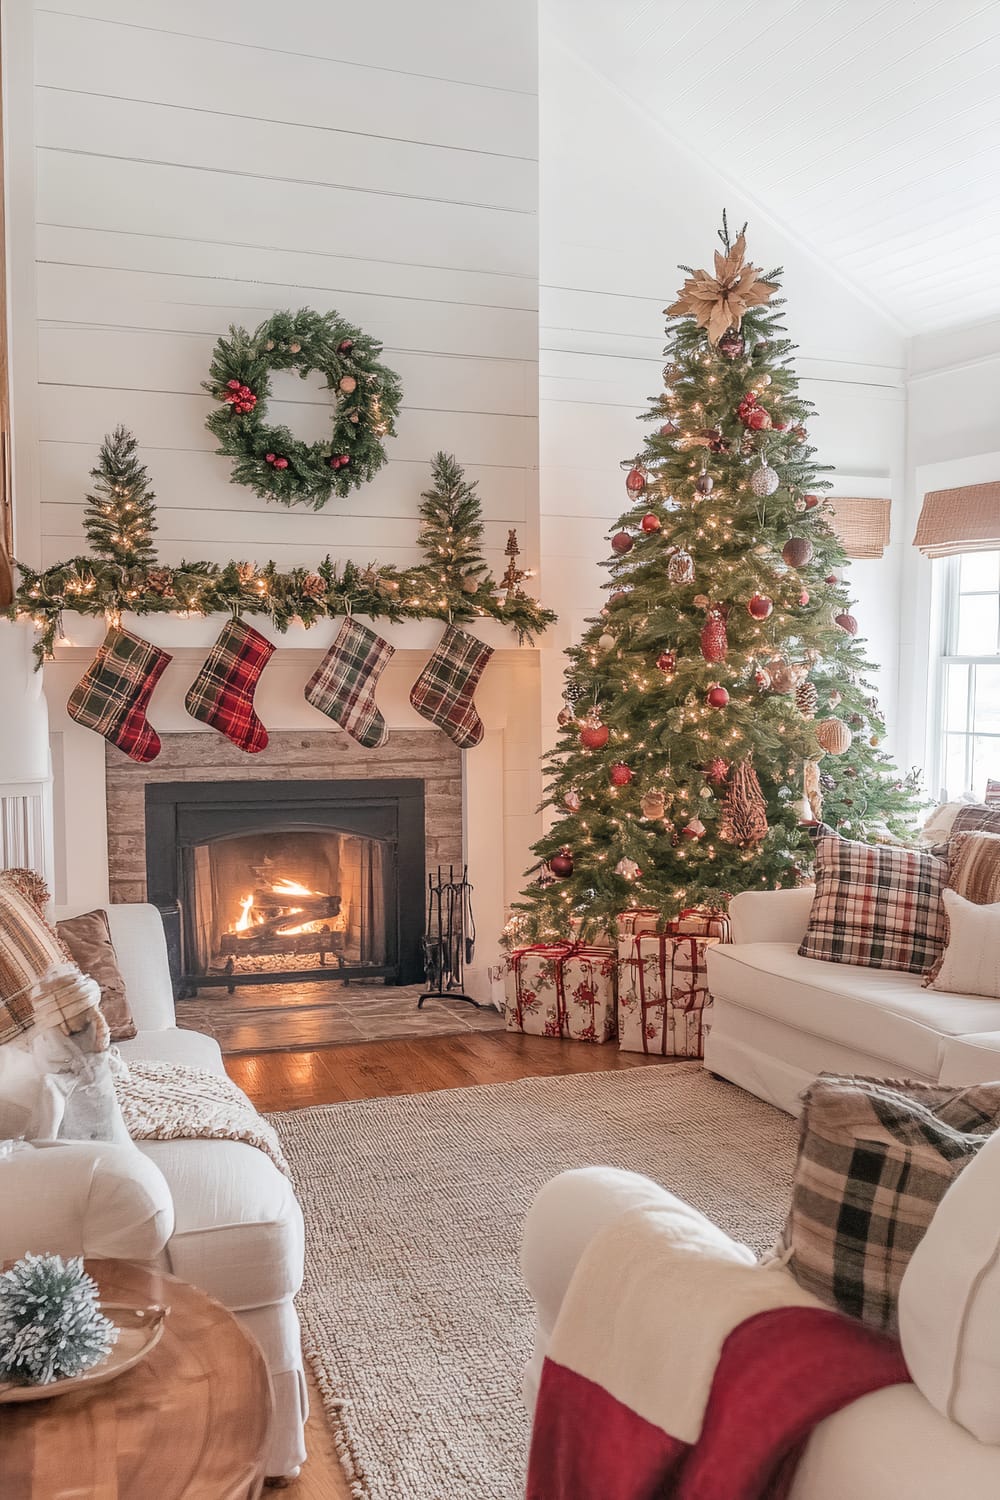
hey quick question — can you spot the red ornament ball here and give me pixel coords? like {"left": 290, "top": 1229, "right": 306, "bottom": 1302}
{"left": 549, "top": 849, "right": 574, "bottom": 879}
{"left": 835, "top": 611, "right": 858, "bottom": 636}
{"left": 609, "top": 762, "right": 634, "bottom": 787}
{"left": 782, "top": 537, "right": 814, "bottom": 568}
{"left": 337, "top": 338, "right": 354, "bottom": 355}
{"left": 640, "top": 512, "right": 661, "bottom": 533}
{"left": 803, "top": 493, "right": 821, "bottom": 509}
{"left": 580, "top": 722, "right": 610, "bottom": 750}
{"left": 625, "top": 466, "right": 647, "bottom": 497}
{"left": 707, "top": 685, "right": 730, "bottom": 708}
{"left": 656, "top": 649, "right": 676, "bottom": 675}
{"left": 607, "top": 590, "right": 629, "bottom": 607}
{"left": 825, "top": 574, "right": 838, "bottom": 585}
{"left": 611, "top": 531, "right": 634, "bottom": 555}
{"left": 747, "top": 593, "right": 773, "bottom": 620}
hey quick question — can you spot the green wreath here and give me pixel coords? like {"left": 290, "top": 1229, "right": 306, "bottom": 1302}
{"left": 204, "top": 308, "right": 403, "bottom": 510}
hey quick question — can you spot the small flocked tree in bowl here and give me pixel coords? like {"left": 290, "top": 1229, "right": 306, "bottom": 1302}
{"left": 515, "top": 217, "right": 921, "bottom": 942}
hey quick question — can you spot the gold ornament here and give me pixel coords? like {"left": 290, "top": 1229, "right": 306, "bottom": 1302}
{"left": 640, "top": 789, "right": 666, "bottom": 820}
{"left": 803, "top": 758, "right": 823, "bottom": 821}
{"left": 665, "top": 233, "right": 778, "bottom": 345}
{"left": 815, "top": 717, "right": 853, "bottom": 756}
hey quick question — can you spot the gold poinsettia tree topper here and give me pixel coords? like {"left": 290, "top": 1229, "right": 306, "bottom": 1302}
{"left": 666, "top": 219, "right": 777, "bottom": 344}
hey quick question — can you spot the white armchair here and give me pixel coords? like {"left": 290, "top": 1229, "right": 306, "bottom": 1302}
{"left": 0, "top": 904, "right": 307, "bottom": 1481}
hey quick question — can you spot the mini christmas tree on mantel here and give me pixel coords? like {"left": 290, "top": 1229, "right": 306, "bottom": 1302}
{"left": 515, "top": 216, "right": 921, "bottom": 941}
{"left": 83, "top": 424, "right": 158, "bottom": 570}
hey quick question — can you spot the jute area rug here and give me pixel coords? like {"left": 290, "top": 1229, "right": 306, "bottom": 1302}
{"left": 272, "top": 1065, "right": 798, "bottom": 1500}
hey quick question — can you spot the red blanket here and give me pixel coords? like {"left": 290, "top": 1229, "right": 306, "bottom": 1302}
{"left": 526, "top": 1304, "right": 910, "bottom": 1500}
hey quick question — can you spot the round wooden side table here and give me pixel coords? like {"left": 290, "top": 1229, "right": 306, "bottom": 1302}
{"left": 0, "top": 1259, "right": 272, "bottom": 1500}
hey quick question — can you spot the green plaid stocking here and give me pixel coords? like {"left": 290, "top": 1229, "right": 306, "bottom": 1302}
{"left": 409, "top": 624, "right": 493, "bottom": 749}
{"left": 305, "top": 617, "right": 394, "bottom": 749}
{"left": 67, "top": 626, "right": 172, "bottom": 763}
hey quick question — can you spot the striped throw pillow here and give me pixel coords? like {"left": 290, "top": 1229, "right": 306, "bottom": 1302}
{"left": 780, "top": 1075, "right": 1000, "bottom": 1332}
{"left": 924, "top": 829, "right": 1000, "bottom": 985}
{"left": 799, "top": 832, "right": 946, "bottom": 973}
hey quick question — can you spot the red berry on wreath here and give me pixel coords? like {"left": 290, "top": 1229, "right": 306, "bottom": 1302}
{"left": 265, "top": 453, "right": 275, "bottom": 463}
{"left": 274, "top": 457, "right": 289, "bottom": 470}
{"left": 640, "top": 513, "right": 661, "bottom": 533}
{"left": 707, "top": 685, "right": 730, "bottom": 708}
{"left": 227, "top": 379, "right": 241, "bottom": 390}
{"left": 609, "top": 762, "right": 633, "bottom": 787}
{"left": 611, "top": 531, "right": 633, "bottom": 554}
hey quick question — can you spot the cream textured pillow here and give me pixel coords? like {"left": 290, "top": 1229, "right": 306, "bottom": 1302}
{"left": 931, "top": 888, "right": 1000, "bottom": 998}
{"left": 900, "top": 1126, "right": 1000, "bottom": 1443}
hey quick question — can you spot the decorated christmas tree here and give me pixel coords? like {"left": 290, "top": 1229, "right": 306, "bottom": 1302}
{"left": 83, "top": 425, "right": 158, "bottom": 570}
{"left": 516, "top": 217, "right": 921, "bottom": 941}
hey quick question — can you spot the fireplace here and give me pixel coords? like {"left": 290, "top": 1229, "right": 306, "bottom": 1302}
{"left": 145, "top": 779, "right": 426, "bottom": 993}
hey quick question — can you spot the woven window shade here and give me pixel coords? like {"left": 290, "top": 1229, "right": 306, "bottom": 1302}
{"left": 913, "top": 482, "right": 1000, "bottom": 559}
{"left": 826, "top": 496, "right": 892, "bottom": 560}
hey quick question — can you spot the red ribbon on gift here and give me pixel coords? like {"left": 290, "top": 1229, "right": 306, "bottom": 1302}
{"left": 627, "top": 933, "right": 714, "bottom": 1056}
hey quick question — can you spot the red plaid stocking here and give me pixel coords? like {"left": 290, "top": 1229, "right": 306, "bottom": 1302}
{"left": 184, "top": 618, "right": 274, "bottom": 753}
{"left": 67, "top": 625, "right": 171, "bottom": 764}
{"left": 305, "top": 617, "right": 394, "bottom": 749}
{"left": 409, "top": 624, "right": 493, "bottom": 749}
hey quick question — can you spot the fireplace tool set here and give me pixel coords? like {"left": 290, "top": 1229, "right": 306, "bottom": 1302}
{"left": 418, "top": 865, "right": 481, "bottom": 1009}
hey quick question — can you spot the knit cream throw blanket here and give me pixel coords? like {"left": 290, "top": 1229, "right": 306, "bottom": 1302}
{"left": 115, "top": 1058, "right": 292, "bottom": 1181}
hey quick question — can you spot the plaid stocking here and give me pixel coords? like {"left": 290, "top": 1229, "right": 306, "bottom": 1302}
{"left": 67, "top": 626, "right": 171, "bottom": 764}
{"left": 184, "top": 618, "right": 274, "bottom": 753}
{"left": 305, "top": 617, "right": 394, "bottom": 749}
{"left": 409, "top": 624, "right": 493, "bottom": 749}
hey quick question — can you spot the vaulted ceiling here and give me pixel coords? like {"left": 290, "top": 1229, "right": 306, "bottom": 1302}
{"left": 552, "top": 0, "right": 1000, "bottom": 335}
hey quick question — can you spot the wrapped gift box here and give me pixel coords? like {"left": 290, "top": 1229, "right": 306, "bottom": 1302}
{"left": 505, "top": 943, "right": 618, "bottom": 1042}
{"left": 665, "top": 906, "right": 732, "bottom": 942}
{"left": 618, "top": 933, "right": 722, "bottom": 1057}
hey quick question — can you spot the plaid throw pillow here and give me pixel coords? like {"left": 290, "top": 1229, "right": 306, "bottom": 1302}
{"left": 798, "top": 832, "right": 946, "bottom": 973}
{"left": 780, "top": 1075, "right": 1000, "bottom": 1331}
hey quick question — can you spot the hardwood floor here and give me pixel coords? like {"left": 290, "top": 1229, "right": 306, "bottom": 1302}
{"left": 230, "top": 1032, "right": 666, "bottom": 1497}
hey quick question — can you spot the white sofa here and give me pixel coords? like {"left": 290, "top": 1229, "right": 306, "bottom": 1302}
{"left": 0, "top": 903, "right": 307, "bottom": 1481}
{"left": 521, "top": 1166, "right": 1000, "bottom": 1500}
{"left": 705, "top": 888, "right": 1000, "bottom": 1114}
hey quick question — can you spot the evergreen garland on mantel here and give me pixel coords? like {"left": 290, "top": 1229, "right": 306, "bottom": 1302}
{"left": 11, "top": 438, "right": 555, "bottom": 665}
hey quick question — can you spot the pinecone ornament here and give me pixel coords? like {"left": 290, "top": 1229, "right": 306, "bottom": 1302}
{"left": 301, "top": 572, "right": 326, "bottom": 600}
{"left": 700, "top": 608, "right": 728, "bottom": 664}
{"left": 143, "top": 568, "right": 174, "bottom": 598}
{"left": 719, "top": 759, "right": 769, "bottom": 847}
{"left": 667, "top": 549, "right": 695, "bottom": 585}
{"left": 795, "top": 681, "right": 819, "bottom": 719}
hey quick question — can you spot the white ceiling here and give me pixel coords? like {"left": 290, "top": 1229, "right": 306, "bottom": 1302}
{"left": 551, "top": 0, "right": 1000, "bottom": 335}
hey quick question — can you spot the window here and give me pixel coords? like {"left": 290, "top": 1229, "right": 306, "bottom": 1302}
{"left": 936, "top": 551, "right": 1000, "bottom": 800}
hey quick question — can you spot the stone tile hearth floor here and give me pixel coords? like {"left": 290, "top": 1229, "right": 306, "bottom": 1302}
{"left": 176, "top": 979, "right": 505, "bottom": 1056}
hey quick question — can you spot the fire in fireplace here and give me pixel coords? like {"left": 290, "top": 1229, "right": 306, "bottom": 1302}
{"left": 145, "top": 779, "right": 426, "bottom": 994}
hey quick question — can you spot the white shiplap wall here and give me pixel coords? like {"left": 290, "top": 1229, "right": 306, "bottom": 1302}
{"left": 539, "top": 38, "right": 908, "bottom": 760}
{"left": 26, "top": 0, "right": 539, "bottom": 575}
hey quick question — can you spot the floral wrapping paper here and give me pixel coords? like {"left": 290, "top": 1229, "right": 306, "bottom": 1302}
{"left": 618, "top": 933, "right": 722, "bottom": 1058}
{"left": 505, "top": 943, "right": 618, "bottom": 1043}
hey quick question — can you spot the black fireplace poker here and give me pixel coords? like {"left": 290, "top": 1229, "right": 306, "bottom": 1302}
{"left": 418, "top": 864, "right": 483, "bottom": 1010}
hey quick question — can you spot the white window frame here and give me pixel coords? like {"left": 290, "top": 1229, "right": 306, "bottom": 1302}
{"left": 931, "top": 552, "right": 1000, "bottom": 801}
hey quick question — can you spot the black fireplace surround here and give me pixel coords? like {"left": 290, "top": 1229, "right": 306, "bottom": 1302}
{"left": 145, "top": 779, "right": 426, "bottom": 992}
